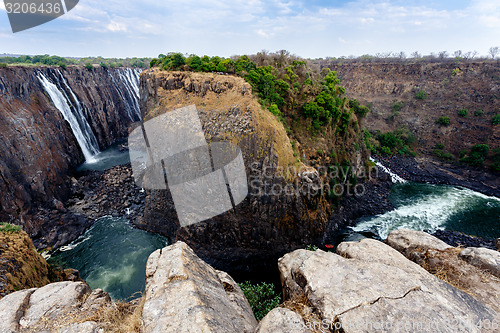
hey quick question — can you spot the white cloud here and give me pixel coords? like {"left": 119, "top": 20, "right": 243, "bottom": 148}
{"left": 0, "top": 2, "right": 5, "bottom": 11}
{"left": 256, "top": 29, "right": 271, "bottom": 38}
{"left": 107, "top": 20, "right": 127, "bottom": 32}
{"left": 1, "top": 0, "right": 499, "bottom": 58}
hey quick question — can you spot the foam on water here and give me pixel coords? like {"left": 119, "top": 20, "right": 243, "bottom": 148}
{"left": 352, "top": 183, "right": 500, "bottom": 240}
{"left": 49, "top": 216, "right": 168, "bottom": 300}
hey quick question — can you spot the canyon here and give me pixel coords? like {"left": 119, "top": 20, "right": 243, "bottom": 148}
{"left": 325, "top": 61, "right": 499, "bottom": 162}
{"left": 0, "top": 61, "right": 498, "bottom": 331}
{"left": 0, "top": 65, "right": 141, "bottom": 248}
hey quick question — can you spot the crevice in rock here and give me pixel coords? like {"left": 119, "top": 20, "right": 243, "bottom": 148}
{"left": 335, "top": 286, "right": 422, "bottom": 319}
{"left": 14, "top": 289, "right": 35, "bottom": 331}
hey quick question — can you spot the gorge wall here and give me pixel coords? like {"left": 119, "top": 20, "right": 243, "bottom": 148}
{"left": 324, "top": 61, "right": 500, "bottom": 158}
{"left": 135, "top": 69, "right": 368, "bottom": 280}
{"left": 0, "top": 66, "right": 140, "bottom": 248}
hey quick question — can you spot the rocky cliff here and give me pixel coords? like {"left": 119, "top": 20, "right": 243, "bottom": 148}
{"left": 325, "top": 61, "right": 499, "bottom": 158}
{"left": 135, "top": 69, "right": 370, "bottom": 280}
{"left": 0, "top": 66, "right": 140, "bottom": 248}
{"left": 0, "top": 232, "right": 498, "bottom": 332}
{"left": 137, "top": 70, "right": 312, "bottom": 280}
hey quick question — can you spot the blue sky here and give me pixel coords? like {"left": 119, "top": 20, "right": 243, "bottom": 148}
{"left": 1, "top": 0, "right": 499, "bottom": 58}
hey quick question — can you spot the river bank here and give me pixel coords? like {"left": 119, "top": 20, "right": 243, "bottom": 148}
{"left": 374, "top": 155, "right": 500, "bottom": 197}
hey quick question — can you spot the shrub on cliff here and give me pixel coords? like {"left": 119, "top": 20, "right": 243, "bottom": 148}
{"left": 492, "top": 114, "right": 500, "bottom": 125}
{"left": 0, "top": 222, "right": 21, "bottom": 233}
{"left": 458, "top": 109, "right": 468, "bottom": 117}
{"left": 415, "top": 89, "right": 428, "bottom": 100}
{"left": 239, "top": 281, "right": 281, "bottom": 320}
{"left": 85, "top": 63, "right": 93, "bottom": 70}
{"left": 436, "top": 116, "right": 450, "bottom": 126}
{"left": 0, "top": 63, "right": 7, "bottom": 68}
{"left": 349, "top": 99, "right": 370, "bottom": 118}
{"left": 491, "top": 148, "right": 500, "bottom": 173}
{"left": 375, "top": 128, "right": 416, "bottom": 156}
{"left": 460, "top": 144, "right": 490, "bottom": 167}
{"left": 392, "top": 100, "right": 405, "bottom": 113}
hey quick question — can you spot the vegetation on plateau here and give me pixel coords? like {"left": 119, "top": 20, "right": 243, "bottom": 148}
{"left": 150, "top": 51, "right": 371, "bottom": 207}
{"left": 0, "top": 54, "right": 149, "bottom": 69}
{"left": 0, "top": 222, "right": 21, "bottom": 233}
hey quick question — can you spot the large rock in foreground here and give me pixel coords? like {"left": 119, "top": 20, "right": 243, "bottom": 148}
{"left": 142, "top": 241, "right": 257, "bottom": 333}
{"left": 278, "top": 238, "right": 498, "bottom": 332}
{"left": 386, "top": 228, "right": 500, "bottom": 314}
{"left": 0, "top": 281, "right": 112, "bottom": 332}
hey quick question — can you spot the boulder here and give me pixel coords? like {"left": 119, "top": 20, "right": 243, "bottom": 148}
{"left": 255, "top": 307, "right": 309, "bottom": 333}
{"left": 279, "top": 238, "right": 498, "bottom": 332}
{"left": 459, "top": 247, "right": 500, "bottom": 278}
{"left": 0, "top": 281, "right": 112, "bottom": 332}
{"left": 387, "top": 228, "right": 452, "bottom": 254}
{"left": 385, "top": 229, "right": 500, "bottom": 313}
{"left": 497, "top": 238, "right": 500, "bottom": 251}
{"left": 142, "top": 241, "right": 257, "bottom": 333}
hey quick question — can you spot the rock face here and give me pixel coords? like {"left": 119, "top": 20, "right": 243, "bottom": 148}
{"left": 459, "top": 247, "right": 500, "bottom": 278}
{"left": 277, "top": 238, "right": 498, "bottom": 332}
{"left": 0, "top": 229, "right": 50, "bottom": 298}
{"left": 136, "top": 70, "right": 368, "bottom": 280}
{"left": 0, "top": 281, "right": 112, "bottom": 332}
{"left": 326, "top": 61, "right": 500, "bottom": 160}
{"left": 386, "top": 229, "right": 500, "bottom": 314}
{"left": 254, "top": 308, "right": 308, "bottom": 333}
{"left": 142, "top": 241, "right": 257, "bottom": 333}
{"left": 0, "top": 66, "right": 140, "bottom": 249}
{"left": 387, "top": 228, "right": 452, "bottom": 253}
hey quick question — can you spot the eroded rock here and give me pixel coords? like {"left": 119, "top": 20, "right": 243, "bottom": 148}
{"left": 459, "top": 247, "right": 500, "bottom": 278}
{"left": 279, "top": 238, "right": 498, "bottom": 332}
{"left": 142, "top": 241, "right": 257, "bottom": 333}
{"left": 255, "top": 307, "right": 309, "bottom": 333}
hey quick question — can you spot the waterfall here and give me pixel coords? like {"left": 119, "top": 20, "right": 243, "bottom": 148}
{"left": 370, "top": 157, "right": 406, "bottom": 183}
{"left": 110, "top": 68, "right": 141, "bottom": 121}
{"left": 38, "top": 72, "right": 100, "bottom": 163}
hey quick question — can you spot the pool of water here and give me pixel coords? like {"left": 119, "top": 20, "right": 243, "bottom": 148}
{"left": 77, "top": 141, "right": 130, "bottom": 172}
{"left": 49, "top": 216, "right": 168, "bottom": 300}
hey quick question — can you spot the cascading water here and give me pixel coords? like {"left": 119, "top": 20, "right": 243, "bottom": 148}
{"left": 109, "top": 68, "right": 141, "bottom": 121}
{"left": 38, "top": 72, "right": 100, "bottom": 163}
{"left": 351, "top": 159, "right": 500, "bottom": 240}
{"left": 370, "top": 157, "right": 406, "bottom": 183}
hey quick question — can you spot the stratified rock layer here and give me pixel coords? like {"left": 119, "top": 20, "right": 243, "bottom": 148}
{"left": 0, "top": 66, "right": 140, "bottom": 248}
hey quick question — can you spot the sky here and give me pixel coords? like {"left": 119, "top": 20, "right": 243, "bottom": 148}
{"left": 0, "top": 0, "right": 499, "bottom": 59}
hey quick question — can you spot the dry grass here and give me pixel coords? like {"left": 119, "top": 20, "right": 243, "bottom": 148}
{"left": 55, "top": 295, "right": 145, "bottom": 332}
{"left": 282, "top": 292, "right": 325, "bottom": 333}
{"left": 416, "top": 247, "right": 500, "bottom": 313}
{"left": 94, "top": 296, "right": 145, "bottom": 333}
{"left": 417, "top": 247, "right": 471, "bottom": 292}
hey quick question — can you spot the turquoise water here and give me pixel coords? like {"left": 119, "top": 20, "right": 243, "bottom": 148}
{"left": 49, "top": 216, "right": 168, "bottom": 300}
{"left": 352, "top": 182, "right": 500, "bottom": 240}
{"left": 77, "top": 141, "right": 130, "bottom": 172}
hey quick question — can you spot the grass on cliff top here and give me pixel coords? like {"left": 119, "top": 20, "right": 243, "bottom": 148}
{"left": 0, "top": 222, "right": 21, "bottom": 233}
